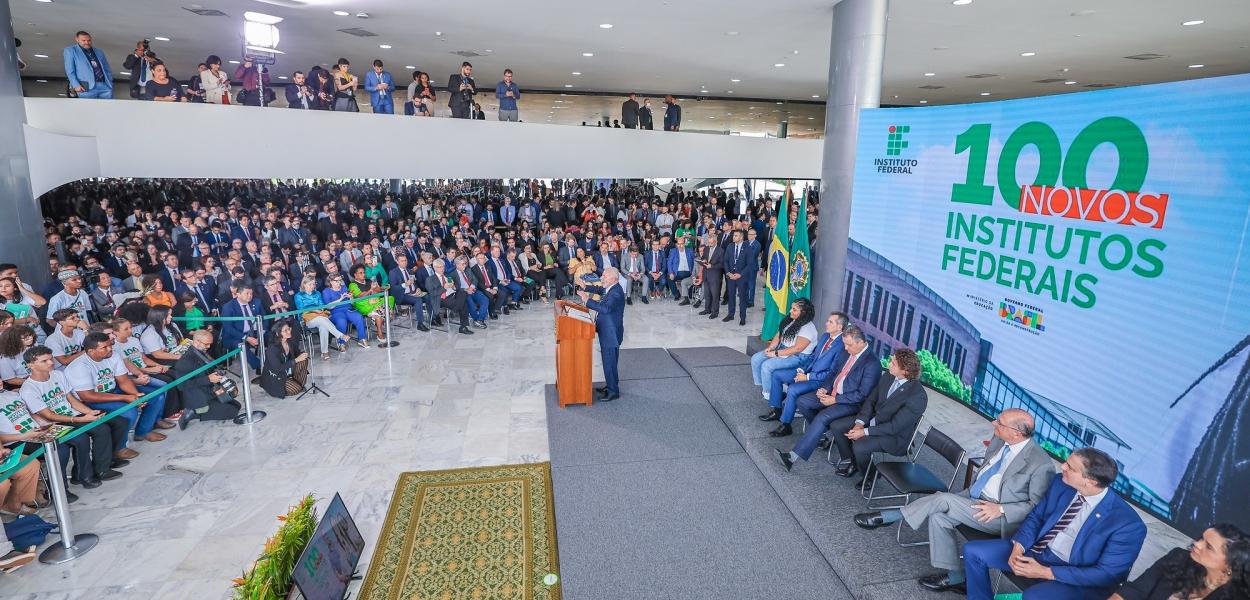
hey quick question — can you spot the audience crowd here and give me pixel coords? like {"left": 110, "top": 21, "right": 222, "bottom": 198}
{"left": 59, "top": 31, "right": 688, "bottom": 127}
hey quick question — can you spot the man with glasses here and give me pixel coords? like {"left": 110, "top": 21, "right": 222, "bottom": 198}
{"left": 853, "top": 408, "right": 1056, "bottom": 594}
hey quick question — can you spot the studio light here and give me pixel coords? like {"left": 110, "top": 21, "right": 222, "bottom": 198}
{"left": 243, "top": 11, "right": 283, "bottom": 54}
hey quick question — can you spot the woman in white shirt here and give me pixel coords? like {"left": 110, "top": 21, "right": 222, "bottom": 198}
{"left": 750, "top": 298, "right": 817, "bottom": 403}
{"left": 200, "top": 55, "right": 232, "bottom": 105}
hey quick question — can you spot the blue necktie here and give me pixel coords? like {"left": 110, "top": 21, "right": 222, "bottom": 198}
{"left": 969, "top": 446, "right": 1010, "bottom": 500}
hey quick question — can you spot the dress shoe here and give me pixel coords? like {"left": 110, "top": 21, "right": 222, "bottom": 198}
{"left": 115, "top": 448, "right": 139, "bottom": 460}
{"left": 698, "top": 309, "right": 711, "bottom": 316}
{"left": 693, "top": 301, "right": 702, "bottom": 309}
{"left": 97, "top": 469, "right": 123, "bottom": 481}
{"left": 178, "top": 411, "right": 191, "bottom": 431}
{"left": 834, "top": 461, "right": 858, "bottom": 478}
{"left": 626, "top": 298, "right": 633, "bottom": 305}
{"left": 600, "top": 393, "right": 619, "bottom": 401}
{"left": 459, "top": 326, "right": 475, "bottom": 335}
{"left": 707, "top": 313, "right": 719, "bottom": 319}
{"left": 432, "top": 317, "right": 444, "bottom": 327}
{"left": 758, "top": 408, "right": 782, "bottom": 422}
{"left": 110, "top": 458, "right": 130, "bottom": 469}
{"left": 596, "top": 386, "right": 610, "bottom": 395}
{"left": 65, "top": 491, "right": 79, "bottom": 503}
{"left": 769, "top": 423, "right": 793, "bottom": 437}
{"left": 640, "top": 297, "right": 649, "bottom": 304}
{"left": 739, "top": 318, "right": 746, "bottom": 326}
{"left": 721, "top": 315, "right": 734, "bottom": 323}
{"left": 918, "top": 573, "right": 966, "bottom": 594}
{"left": 853, "top": 511, "right": 889, "bottom": 530}
{"left": 817, "top": 436, "right": 832, "bottom": 451}
{"left": 80, "top": 477, "right": 102, "bottom": 489}
{"left": 677, "top": 298, "right": 689, "bottom": 306}
{"left": 134, "top": 432, "right": 166, "bottom": 442}
{"left": 775, "top": 448, "right": 794, "bottom": 472}
{"left": 154, "top": 419, "right": 177, "bottom": 430}
{"left": 417, "top": 323, "right": 430, "bottom": 332}
{"left": 493, "top": 312, "right": 502, "bottom": 319}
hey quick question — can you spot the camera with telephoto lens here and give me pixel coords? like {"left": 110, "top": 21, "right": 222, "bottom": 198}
{"left": 213, "top": 369, "right": 239, "bottom": 400}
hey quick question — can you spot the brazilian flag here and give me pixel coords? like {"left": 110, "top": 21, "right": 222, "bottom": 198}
{"left": 788, "top": 190, "right": 812, "bottom": 302}
{"left": 761, "top": 185, "right": 793, "bottom": 340}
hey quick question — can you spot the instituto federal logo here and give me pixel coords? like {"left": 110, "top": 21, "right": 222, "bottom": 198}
{"left": 886, "top": 125, "right": 910, "bottom": 155}
{"left": 876, "top": 125, "right": 918, "bottom": 174}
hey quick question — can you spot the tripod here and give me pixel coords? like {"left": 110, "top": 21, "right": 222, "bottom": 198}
{"left": 294, "top": 377, "right": 329, "bottom": 402}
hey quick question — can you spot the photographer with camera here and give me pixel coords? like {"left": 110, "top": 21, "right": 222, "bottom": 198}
{"left": 123, "top": 40, "right": 157, "bottom": 99}
{"left": 285, "top": 70, "right": 314, "bottom": 110}
{"left": 446, "top": 61, "right": 476, "bottom": 119}
{"left": 171, "top": 329, "right": 241, "bottom": 429}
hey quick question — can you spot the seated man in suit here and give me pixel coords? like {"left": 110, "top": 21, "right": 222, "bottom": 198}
{"left": 592, "top": 242, "right": 619, "bottom": 276}
{"left": 472, "top": 252, "right": 510, "bottom": 319}
{"left": 220, "top": 281, "right": 263, "bottom": 370}
{"left": 963, "top": 447, "right": 1147, "bottom": 600}
{"left": 776, "top": 326, "right": 879, "bottom": 470}
{"left": 828, "top": 347, "right": 928, "bottom": 484}
{"left": 759, "top": 311, "right": 848, "bottom": 437}
{"left": 853, "top": 408, "right": 1056, "bottom": 595}
{"left": 640, "top": 240, "right": 668, "bottom": 303}
{"left": 427, "top": 258, "right": 473, "bottom": 335}
{"left": 388, "top": 253, "right": 430, "bottom": 332}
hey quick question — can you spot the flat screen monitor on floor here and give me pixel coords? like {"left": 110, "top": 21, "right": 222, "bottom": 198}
{"left": 293, "top": 493, "right": 366, "bottom": 600}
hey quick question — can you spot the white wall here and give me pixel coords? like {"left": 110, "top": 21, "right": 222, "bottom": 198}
{"left": 22, "top": 98, "right": 822, "bottom": 197}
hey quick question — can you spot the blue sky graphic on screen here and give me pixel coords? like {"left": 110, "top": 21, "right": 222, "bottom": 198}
{"left": 848, "top": 73, "right": 1250, "bottom": 533}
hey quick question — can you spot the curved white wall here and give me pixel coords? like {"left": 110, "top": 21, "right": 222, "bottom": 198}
{"left": 22, "top": 98, "right": 822, "bottom": 197}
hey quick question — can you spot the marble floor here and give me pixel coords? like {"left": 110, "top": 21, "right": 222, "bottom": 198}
{"left": 1, "top": 291, "right": 1190, "bottom": 598}
{"left": 0, "top": 293, "right": 753, "bottom": 599}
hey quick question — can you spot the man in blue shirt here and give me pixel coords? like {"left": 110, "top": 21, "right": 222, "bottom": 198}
{"left": 63, "top": 31, "right": 113, "bottom": 99}
{"left": 495, "top": 69, "right": 520, "bottom": 122}
{"left": 364, "top": 59, "right": 395, "bottom": 115}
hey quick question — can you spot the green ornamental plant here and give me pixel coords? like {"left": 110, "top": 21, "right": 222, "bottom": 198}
{"left": 880, "top": 349, "right": 973, "bottom": 403}
{"left": 232, "top": 494, "right": 319, "bottom": 600}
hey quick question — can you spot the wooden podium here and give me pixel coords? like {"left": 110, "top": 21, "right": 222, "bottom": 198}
{"left": 554, "top": 300, "right": 596, "bottom": 407}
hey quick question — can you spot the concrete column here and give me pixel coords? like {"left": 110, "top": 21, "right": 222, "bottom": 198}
{"left": 810, "top": 0, "right": 887, "bottom": 319}
{"left": 0, "top": 4, "right": 51, "bottom": 290}
{"left": 390, "top": 178, "right": 402, "bottom": 195}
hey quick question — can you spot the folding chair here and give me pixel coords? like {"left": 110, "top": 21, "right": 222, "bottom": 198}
{"left": 865, "top": 427, "right": 967, "bottom": 547}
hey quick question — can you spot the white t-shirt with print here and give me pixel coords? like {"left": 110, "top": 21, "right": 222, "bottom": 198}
{"left": 47, "top": 289, "right": 91, "bottom": 323}
{"left": 140, "top": 326, "right": 178, "bottom": 355}
{"left": 0, "top": 390, "right": 39, "bottom": 435}
{"left": 0, "top": 354, "right": 32, "bottom": 382}
{"left": 20, "top": 371, "right": 82, "bottom": 422}
{"left": 65, "top": 353, "right": 127, "bottom": 394}
{"left": 114, "top": 336, "right": 149, "bottom": 370}
{"left": 46, "top": 328, "right": 86, "bottom": 369}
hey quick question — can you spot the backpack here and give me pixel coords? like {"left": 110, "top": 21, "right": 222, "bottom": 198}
{"left": 3, "top": 514, "right": 57, "bottom": 550}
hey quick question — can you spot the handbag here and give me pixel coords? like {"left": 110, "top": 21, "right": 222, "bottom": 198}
{"left": 333, "top": 96, "right": 359, "bottom": 112}
{"left": 3, "top": 514, "right": 57, "bottom": 550}
{"left": 301, "top": 309, "right": 330, "bottom": 323}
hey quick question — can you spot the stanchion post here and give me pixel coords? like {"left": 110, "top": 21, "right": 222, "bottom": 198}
{"left": 234, "top": 342, "right": 267, "bottom": 425}
{"left": 38, "top": 439, "right": 98, "bottom": 564}
{"left": 255, "top": 315, "right": 266, "bottom": 370}
{"left": 379, "top": 288, "right": 398, "bottom": 350}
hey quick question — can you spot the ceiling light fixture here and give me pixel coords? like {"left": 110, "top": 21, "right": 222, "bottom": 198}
{"left": 599, "top": 23, "right": 613, "bottom": 29}
{"left": 1182, "top": 20, "right": 1204, "bottom": 26}
{"left": 35, "top": 0, "right": 53, "bottom": 3}
{"left": 1189, "top": 64, "right": 1205, "bottom": 68}
{"left": 571, "top": 72, "right": 582, "bottom": 75}
{"left": 582, "top": 52, "right": 594, "bottom": 57}
{"left": 924, "top": 72, "right": 936, "bottom": 77}
{"left": 33, "top": 53, "right": 48, "bottom": 58}
{"left": 564, "top": 84, "right": 573, "bottom": 88}
{"left": 405, "top": 65, "right": 415, "bottom": 69}
{"left": 154, "top": 36, "right": 170, "bottom": 41}
{"left": 333, "top": 10, "right": 350, "bottom": 16}
{"left": 120, "top": 71, "right": 131, "bottom": 75}
{"left": 952, "top": 0, "right": 972, "bottom": 5}
{"left": 919, "top": 100, "right": 928, "bottom": 104}
{"left": 228, "top": 60, "right": 240, "bottom": 64}
{"left": 773, "top": 63, "right": 785, "bottom": 67}
{"left": 1020, "top": 51, "right": 1035, "bottom": 57}
{"left": 379, "top": 44, "right": 391, "bottom": 49}
{"left": 980, "top": 92, "right": 991, "bottom": 96}
{"left": 1064, "top": 80, "right": 1077, "bottom": 85}
{"left": 811, "top": 94, "right": 820, "bottom": 98}
{"left": 36, "top": 79, "right": 47, "bottom": 83}
{"left": 435, "top": 31, "right": 442, "bottom": 36}
{"left": 731, "top": 78, "right": 740, "bottom": 82}
{"left": 278, "top": 75, "right": 288, "bottom": 79}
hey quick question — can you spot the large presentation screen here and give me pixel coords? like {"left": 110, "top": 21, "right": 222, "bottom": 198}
{"left": 847, "top": 74, "right": 1250, "bottom": 534}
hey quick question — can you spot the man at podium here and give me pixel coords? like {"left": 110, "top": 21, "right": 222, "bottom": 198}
{"left": 577, "top": 267, "right": 625, "bottom": 401}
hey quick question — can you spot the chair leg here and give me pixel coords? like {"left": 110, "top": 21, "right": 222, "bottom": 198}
{"left": 896, "top": 495, "right": 931, "bottom": 547}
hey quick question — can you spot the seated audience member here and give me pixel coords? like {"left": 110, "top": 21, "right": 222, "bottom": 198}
{"left": 637, "top": 240, "right": 666, "bottom": 303}
{"left": 172, "top": 329, "right": 241, "bottom": 428}
{"left": 140, "top": 306, "right": 187, "bottom": 366}
{"left": 775, "top": 326, "right": 880, "bottom": 470}
{"left": 387, "top": 253, "right": 430, "bottom": 331}
{"left": 0, "top": 276, "right": 47, "bottom": 332}
{"left": 1111, "top": 523, "right": 1248, "bottom": 600}
{"left": 536, "top": 242, "right": 568, "bottom": 298}
{"left": 853, "top": 409, "right": 1055, "bottom": 594}
{"left": 173, "top": 290, "right": 206, "bottom": 331}
{"left": 750, "top": 298, "right": 816, "bottom": 405}
{"left": 221, "top": 281, "right": 264, "bottom": 369}
{"left": 67, "top": 332, "right": 170, "bottom": 448}
{"left": 451, "top": 256, "right": 490, "bottom": 327}
{"left": 89, "top": 271, "right": 120, "bottom": 319}
{"left": 473, "top": 252, "right": 509, "bottom": 319}
{"left": 142, "top": 274, "right": 176, "bottom": 308}
{"left": 45, "top": 268, "right": 92, "bottom": 327}
{"left": 0, "top": 449, "right": 40, "bottom": 568}
{"left": 668, "top": 235, "right": 696, "bottom": 304}
{"left": 503, "top": 248, "right": 533, "bottom": 308}
{"left": 46, "top": 308, "right": 88, "bottom": 367}
{"left": 426, "top": 258, "right": 474, "bottom": 335}
{"left": 828, "top": 347, "right": 926, "bottom": 483}
{"left": 260, "top": 320, "right": 309, "bottom": 398}
{"left": 322, "top": 274, "right": 370, "bottom": 348}
{"left": 963, "top": 448, "right": 1148, "bottom": 600}
{"left": 294, "top": 277, "right": 350, "bottom": 360}
{"left": 759, "top": 310, "right": 847, "bottom": 437}
{"left": 0, "top": 326, "right": 38, "bottom": 388}
{"left": 20, "top": 345, "right": 126, "bottom": 488}
{"left": 348, "top": 265, "right": 392, "bottom": 343}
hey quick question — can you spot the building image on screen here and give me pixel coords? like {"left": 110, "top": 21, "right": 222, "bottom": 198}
{"left": 294, "top": 494, "right": 366, "bottom": 600}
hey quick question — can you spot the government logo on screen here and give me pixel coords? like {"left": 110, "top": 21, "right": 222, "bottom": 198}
{"left": 999, "top": 299, "right": 1046, "bottom": 334}
{"left": 876, "top": 125, "right": 918, "bottom": 174}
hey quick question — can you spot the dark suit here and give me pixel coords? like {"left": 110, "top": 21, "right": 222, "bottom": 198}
{"left": 471, "top": 262, "right": 508, "bottom": 316}
{"left": 220, "top": 298, "right": 263, "bottom": 369}
{"left": 722, "top": 241, "right": 750, "bottom": 320}
{"left": 621, "top": 99, "right": 639, "bottom": 128}
{"left": 285, "top": 83, "right": 313, "bottom": 109}
{"left": 389, "top": 266, "right": 429, "bottom": 325}
{"left": 700, "top": 243, "right": 725, "bottom": 316}
{"left": 769, "top": 332, "right": 844, "bottom": 424}
{"left": 426, "top": 272, "right": 469, "bottom": 326}
{"left": 791, "top": 349, "right": 882, "bottom": 461}
{"left": 446, "top": 73, "right": 476, "bottom": 119}
{"left": 584, "top": 283, "right": 625, "bottom": 395}
{"left": 592, "top": 252, "right": 619, "bottom": 275}
{"left": 159, "top": 266, "right": 181, "bottom": 293}
{"left": 171, "top": 347, "right": 241, "bottom": 422}
{"left": 965, "top": 474, "right": 1147, "bottom": 600}
{"left": 830, "top": 373, "right": 926, "bottom": 471}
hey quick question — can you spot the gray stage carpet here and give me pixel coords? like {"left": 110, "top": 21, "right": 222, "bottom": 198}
{"left": 546, "top": 346, "right": 956, "bottom": 599}
{"left": 617, "top": 347, "right": 689, "bottom": 380}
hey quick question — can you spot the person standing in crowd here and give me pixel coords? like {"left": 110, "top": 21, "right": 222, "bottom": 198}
{"left": 696, "top": 234, "right": 724, "bottom": 318}
{"left": 722, "top": 229, "right": 752, "bottom": 325}
{"left": 663, "top": 95, "right": 681, "bottom": 131}
{"left": 200, "top": 55, "right": 232, "bottom": 105}
{"left": 63, "top": 31, "right": 113, "bottom": 99}
{"left": 185, "top": 63, "right": 208, "bottom": 103}
{"left": 365, "top": 59, "right": 395, "bottom": 114}
{"left": 144, "top": 61, "right": 185, "bottom": 102}
{"left": 448, "top": 61, "right": 476, "bottom": 119}
{"left": 854, "top": 408, "right": 1055, "bottom": 595}
{"left": 1111, "top": 523, "right": 1248, "bottom": 600}
{"left": 639, "top": 98, "right": 654, "bottom": 130}
{"left": 233, "top": 58, "right": 271, "bottom": 106}
{"left": 621, "top": 93, "right": 640, "bottom": 129}
{"left": 578, "top": 267, "right": 625, "bottom": 401}
{"left": 286, "top": 70, "right": 314, "bottom": 109}
{"left": 122, "top": 39, "right": 156, "bottom": 99}
{"left": 333, "top": 58, "right": 359, "bottom": 112}
{"left": 495, "top": 69, "right": 521, "bottom": 122}
{"left": 472, "top": 102, "right": 486, "bottom": 120}
{"left": 963, "top": 448, "right": 1147, "bottom": 600}
{"left": 408, "top": 71, "right": 436, "bottom": 116}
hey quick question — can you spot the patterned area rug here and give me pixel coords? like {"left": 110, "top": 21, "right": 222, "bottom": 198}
{"left": 358, "top": 463, "right": 562, "bottom": 600}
